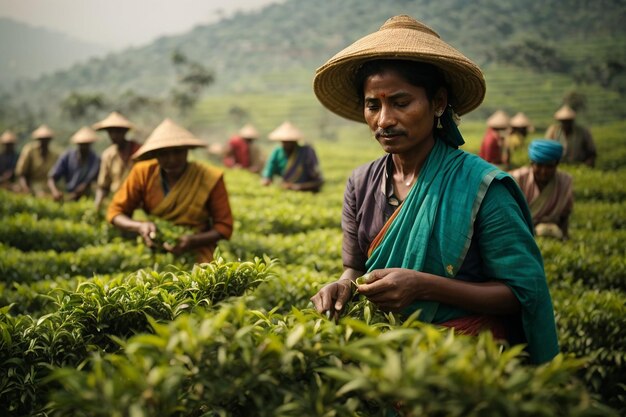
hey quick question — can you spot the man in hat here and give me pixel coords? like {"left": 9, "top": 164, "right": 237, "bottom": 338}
{"left": 92, "top": 111, "right": 142, "bottom": 211}
{"left": 223, "top": 123, "right": 265, "bottom": 173}
{"left": 48, "top": 127, "right": 101, "bottom": 202}
{"left": 479, "top": 109, "right": 510, "bottom": 169}
{"left": 261, "top": 121, "right": 323, "bottom": 192}
{"left": 510, "top": 139, "right": 573, "bottom": 240}
{"left": 15, "top": 124, "right": 59, "bottom": 196}
{"left": 507, "top": 112, "right": 532, "bottom": 152}
{"left": 0, "top": 130, "right": 19, "bottom": 188}
{"left": 545, "top": 104, "right": 596, "bottom": 167}
{"left": 107, "top": 118, "right": 233, "bottom": 263}
{"left": 505, "top": 112, "right": 533, "bottom": 169}
{"left": 309, "top": 15, "right": 558, "bottom": 365}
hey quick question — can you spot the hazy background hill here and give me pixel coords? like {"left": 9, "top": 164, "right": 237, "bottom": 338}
{"left": 1, "top": 0, "right": 625, "bottom": 143}
{"left": 0, "top": 17, "right": 109, "bottom": 86}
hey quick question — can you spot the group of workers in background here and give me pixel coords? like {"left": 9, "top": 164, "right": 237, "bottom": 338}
{"left": 0, "top": 101, "right": 596, "bottom": 258}
{"left": 479, "top": 104, "right": 596, "bottom": 240}
{"left": 0, "top": 112, "right": 324, "bottom": 263}
{"left": 1, "top": 101, "right": 595, "bottom": 246}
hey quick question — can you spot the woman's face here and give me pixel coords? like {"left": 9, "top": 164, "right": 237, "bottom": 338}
{"left": 362, "top": 68, "right": 445, "bottom": 155}
{"left": 155, "top": 147, "right": 188, "bottom": 177}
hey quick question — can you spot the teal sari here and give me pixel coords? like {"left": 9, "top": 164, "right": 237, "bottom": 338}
{"left": 365, "top": 139, "right": 559, "bottom": 364}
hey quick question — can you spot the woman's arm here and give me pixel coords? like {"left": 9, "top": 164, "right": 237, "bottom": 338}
{"left": 111, "top": 213, "right": 157, "bottom": 247}
{"left": 356, "top": 268, "right": 520, "bottom": 314}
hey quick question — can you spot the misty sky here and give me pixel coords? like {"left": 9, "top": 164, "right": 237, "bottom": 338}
{"left": 0, "top": 0, "right": 281, "bottom": 50}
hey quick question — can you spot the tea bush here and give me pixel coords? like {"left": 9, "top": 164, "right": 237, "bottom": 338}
{"left": 45, "top": 302, "right": 616, "bottom": 417}
{"left": 0, "top": 258, "right": 276, "bottom": 415}
{"left": 0, "top": 127, "right": 624, "bottom": 415}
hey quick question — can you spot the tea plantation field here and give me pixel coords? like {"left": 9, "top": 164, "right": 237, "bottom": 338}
{"left": 1, "top": 121, "right": 624, "bottom": 416}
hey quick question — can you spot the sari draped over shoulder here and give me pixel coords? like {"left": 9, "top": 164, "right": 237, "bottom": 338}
{"left": 365, "top": 139, "right": 558, "bottom": 364}
{"left": 528, "top": 171, "right": 573, "bottom": 226}
{"left": 152, "top": 162, "right": 222, "bottom": 262}
{"left": 283, "top": 145, "right": 318, "bottom": 183}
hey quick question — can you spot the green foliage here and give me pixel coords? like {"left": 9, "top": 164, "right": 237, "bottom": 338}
{"left": 0, "top": 213, "right": 108, "bottom": 252}
{"left": 148, "top": 216, "right": 193, "bottom": 249}
{"left": 45, "top": 303, "right": 614, "bottom": 417}
{"left": 60, "top": 91, "right": 106, "bottom": 122}
{"left": 553, "top": 283, "right": 626, "bottom": 410}
{"left": 0, "top": 258, "right": 276, "bottom": 415}
{"left": 0, "top": 189, "right": 100, "bottom": 223}
{"left": 0, "top": 117, "right": 625, "bottom": 414}
{"left": 0, "top": 241, "right": 180, "bottom": 284}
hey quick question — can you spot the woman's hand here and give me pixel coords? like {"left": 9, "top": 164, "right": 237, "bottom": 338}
{"left": 163, "top": 234, "right": 193, "bottom": 255}
{"left": 356, "top": 268, "right": 427, "bottom": 312}
{"left": 137, "top": 221, "right": 157, "bottom": 247}
{"left": 310, "top": 278, "right": 354, "bottom": 321}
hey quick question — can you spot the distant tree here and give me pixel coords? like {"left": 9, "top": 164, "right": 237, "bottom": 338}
{"left": 563, "top": 91, "right": 587, "bottom": 113}
{"left": 171, "top": 50, "right": 188, "bottom": 66}
{"left": 117, "top": 89, "right": 164, "bottom": 118}
{"left": 170, "top": 49, "right": 215, "bottom": 115}
{"left": 228, "top": 105, "right": 249, "bottom": 126}
{"left": 170, "top": 89, "right": 197, "bottom": 115}
{"left": 490, "top": 37, "right": 570, "bottom": 73}
{"left": 61, "top": 92, "right": 107, "bottom": 121}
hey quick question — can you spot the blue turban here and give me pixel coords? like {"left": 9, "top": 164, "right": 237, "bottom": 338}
{"left": 528, "top": 139, "right": 563, "bottom": 164}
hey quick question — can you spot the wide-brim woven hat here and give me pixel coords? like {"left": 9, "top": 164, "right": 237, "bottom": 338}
{"left": 313, "top": 15, "right": 486, "bottom": 122}
{"left": 32, "top": 124, "right": 54, "bottom": 140}
{"left": 132, "top": 118, "right": 207, "bottom": 160}
{"left": 71, "top": 126, "right": 99, "bottom": 144}
{"left": 486, "top": 110, "right": 510, "bottom": 129}
{"left": 268, "top": 121, "right": 303, "bottom": 141}
{"left": 238, "top": 123, "right": 259, "bottom": 140}
{"left": 1, "top": 130, "right": 17, "bottom": 144}
{"left": 554, "top": 105, "right": 576, "bottom": 121}
{"left": 92, "top": 111, "right": 134, "bottom": 131}
{"left": 510, "top": 112, "right": 531, "bottom": 128}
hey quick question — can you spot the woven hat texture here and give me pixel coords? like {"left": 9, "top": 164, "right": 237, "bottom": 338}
{"left": 486, "top": 110, "right": 510, "bottom": 129}
{"left": 0, "top": 130, "right": 17, "bottom": 144}
{"left": 238, "top": 123, "right": 259, "bottom": 139}
{"left": 32, "top": 125, "right": 54, "bottom": 140}
{"left": 132, "top": 118, "right": 207, "bottom": 160}
{"left": 510, "top": 112, "right": 531, "bottom": 128}
{"left": 554, "top": 105, "right": 576, "bottom": 120}
{"left": 93, "top": 111, "right": 134, "bottom": 130}
{"left": 313, "top": 15, "right": 486, "bottom": 122}
{"left": 268, "top": 121, "right": 303, "bottom": 141}
{"left": 71, "top": 126, "right": 99, "bottom": 144}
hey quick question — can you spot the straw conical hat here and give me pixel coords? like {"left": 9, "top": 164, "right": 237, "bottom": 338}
{"left": 313, "top": 15, "right": 486, "bottom": 122}
{"left": 510, "top": 112, "right": 531, "bottom": 128}
{"left": 486, "top": 110, "right": 510, "bottom": 129}
{"left": 31, "top": 124, "right": 54, "bottom": 140}
{"left": 70, "top": 126, "right": 99, "bottom": 144}
{"left": 1, "top": 130, "right": 17, "bottom": 144}
{"left": 238, "top": 123, "right": 259, "bottom": 139}
{"left": 268, "top": 121, "right": 303, "bottom": 141}
{"left": 92, "top": 111, "right": 134, "bottom": 130}
{"left": 554, "top": 105, "right": 576, "bottom": 121}
{"left": 132, "top": 118, "right": 207, "bottom": 160}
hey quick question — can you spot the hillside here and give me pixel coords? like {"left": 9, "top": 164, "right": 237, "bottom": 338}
{"left": 2, "top": 0, "right": 625, "bottom": 137}
{"left": 0, "top": 18, "right": 109, "bottom": 86}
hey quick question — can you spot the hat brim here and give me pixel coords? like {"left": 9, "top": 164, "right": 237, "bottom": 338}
{"left": 132, "top": 140, "right": 207, "bottom": 160}
{"left": 313, "top": 22, "right": 486, "bottom": 122}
